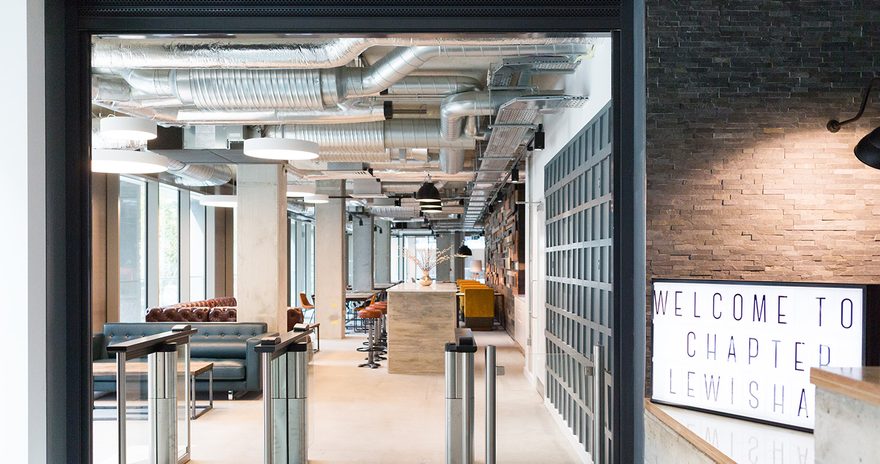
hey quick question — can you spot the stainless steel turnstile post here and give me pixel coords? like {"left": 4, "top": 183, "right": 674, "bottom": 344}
{"left": 259, "top": 335, "right": 311, "bottom": 464}
{"left": 149, "top": 344, "right": 178, "bottom": 464}
{"left": 445, "top": 330, "right": 477, "bottom": 464}
{"left": 485, "top": 345, "right": 496, "bottom": 464}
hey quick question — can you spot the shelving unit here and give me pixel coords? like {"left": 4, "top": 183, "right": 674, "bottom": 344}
{"left": 484, "top": 183, "right": 526, "bottom": 336}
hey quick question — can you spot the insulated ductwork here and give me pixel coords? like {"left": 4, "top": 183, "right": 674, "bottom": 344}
{"left": 440, "top": 90, "right": 529, "bottom": 140}
{"left": 384, "top": 76, "right": 481, "bottom": 96}
{"left": 159, "top": 100, "right": 388, "bottom": 125}
{"left": 440, "top": 149, "right": 466, "bottom": 174}
{"left": 111, "top": 43, "right": 589, "bottom": 112}
{"left": 92, "top": 36, "right": 593, "bottom": 70}
{"left": 265, "top": 120, "right": 474, "bottom": 154}
{"left": 166, "top": 159, "right": 233, "bottom": 187}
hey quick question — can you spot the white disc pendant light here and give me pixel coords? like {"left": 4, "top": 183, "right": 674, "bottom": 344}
{"left": 244, "top": 138, "right": 319, "bottom": 161}
{"left": 91, "top": 149, "right": 169, "bottom": 174}
{"left": 199, "top": 195, "right": 238, "bottom": 208}
{"left": 286, "top": 183, "right": 317, "bottom": 197}
{"left": 304, "top": 193, "right": 330, "bottom": 204}
{"left": 99, "top": 117, "right": 158, "bottom": 141}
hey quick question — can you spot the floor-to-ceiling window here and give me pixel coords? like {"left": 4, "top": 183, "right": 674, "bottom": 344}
{"left": 189, "top": 193, "right": 207, "bottom": 301}
{"left": 289, "top": 218, "right": 316, "bottom": 306}
{"left": 118, "top": 176, "right": 147, "bottom": 321}
{"left": 158, "top": 184, "right": 180, "bottom": 305}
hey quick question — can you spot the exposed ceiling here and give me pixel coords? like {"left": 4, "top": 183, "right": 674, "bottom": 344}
{"left": 91, "top": 33, "right": 596, "bottom": 232}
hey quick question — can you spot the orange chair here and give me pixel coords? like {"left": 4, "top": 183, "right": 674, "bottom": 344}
{"left": 300, "top": 292, "right": 316, "bottom": 323}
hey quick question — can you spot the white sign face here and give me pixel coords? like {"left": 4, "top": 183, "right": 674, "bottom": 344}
{"left": 651, "top": 280, "right": 865, "bottom": 430}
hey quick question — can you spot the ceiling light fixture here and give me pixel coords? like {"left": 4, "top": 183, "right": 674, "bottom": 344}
{"left": 304, "top": 193, "right": 330, "bottom": 204}
{"left": 91, "top": 149, "right": 169, "bottom": 174}
{"left": 415, "top": 176, "right": 441, "bottom": 203}
{"left": 199, "top": 195, "right": 237, "bottom": 208}
{"left": 511, "top": 167, "right": 520, "bottom": 183}
{"left": 99, "top": 117, "right": 157, "bottom": 141}
{"left": 455, "top": 244, "right": 473, "bottom": 257}
{"left": 243, "top": 137, "right": 319, "bottom": 161}
{"left": 827, "top": 77, "right": 880, "bottom": 169}
{"left": 286, "top": 183, "right": 317, "bottom": 197}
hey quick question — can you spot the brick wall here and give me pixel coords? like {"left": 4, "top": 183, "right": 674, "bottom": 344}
{"left": 646, "top": 2, "right": 880, "bottom": 386}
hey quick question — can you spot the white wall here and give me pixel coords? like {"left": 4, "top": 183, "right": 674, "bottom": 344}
{"left": 523, "top": 37, "right": 613, "bottom": 391}
{"left": 0, "top": 0, "right": 47, "bottom": 461}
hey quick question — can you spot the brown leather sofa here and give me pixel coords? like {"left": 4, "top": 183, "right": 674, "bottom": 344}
{"left": 145, "top": 297, "right": 239, "bottom": 322}
{"left": 146, "top": 297, "right": 305, "bottom": 331}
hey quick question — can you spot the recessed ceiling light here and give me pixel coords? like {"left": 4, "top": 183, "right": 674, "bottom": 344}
{"left": 199, "top": 195, "right": 237, "bottom": 208}
{"left": 286, "top": 184, "right": 317, "bottom": 197}
{"left": 244, "top": 137, "right": 319, "bottom": 161}
{"left": 91, "top": 149, "right": 168, "bottom": 174}
{"left": 99, "top": 117, "right": 158, "bottom": 141}
{"left": 304, "top": 193, "right": 330, "bottom": 204}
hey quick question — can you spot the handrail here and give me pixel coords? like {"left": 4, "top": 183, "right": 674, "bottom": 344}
{"left": 106, "top": 324, "right": 198, "bottom": 360}
{"left": 255, "top": 327, "right": 314, "bottom": 359}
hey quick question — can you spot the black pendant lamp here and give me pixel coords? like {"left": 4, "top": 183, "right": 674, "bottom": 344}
{"left": 416, "top": 178, "right": 441, "bottom": 203}
{"left": 855, "top": 127, "right": 880, "bottom": 169}
{"left": 455, "top": 244, "right": 473, "bottom": 257}
{"left": 827, "top": 77, "right": 880, "bottom": 169}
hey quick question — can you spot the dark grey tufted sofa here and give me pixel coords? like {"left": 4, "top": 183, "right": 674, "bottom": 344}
{"left": 93, "top": 322, "right": 270, "bottom": 395}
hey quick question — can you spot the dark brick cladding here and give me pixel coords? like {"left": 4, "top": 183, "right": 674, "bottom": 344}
{"left": 646, "top": 1, "right": 880, "bottom": 388}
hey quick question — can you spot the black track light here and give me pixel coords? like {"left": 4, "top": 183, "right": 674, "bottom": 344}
{"left": 359, "top": 218, "right": 364, "bottom": 226}
{"left": 511, "top": 167, "right": 520, "bottom": 183}
{"left": 534, "top": 124, "right": 545, "bottom": 150}
{"left": 348, "top": 213, "right": 353, "bottom": 222}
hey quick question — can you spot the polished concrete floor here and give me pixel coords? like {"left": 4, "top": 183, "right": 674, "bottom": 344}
{"left": 95, "top": 331, "right": 581, "bottom": 463}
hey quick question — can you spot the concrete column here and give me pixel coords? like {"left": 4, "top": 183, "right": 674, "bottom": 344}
{"left": 452, "top": 232, "right": 465, "bottom": 281}
{"left": 351, "top": 215, "right": 374, "bottom": 291}
{"left": 235, "top": 164, "right": 288, "bottom": 333}
{"left": 435, "top": 233, "right": 453, "bottom": 282}
{"left": 374, "top": 219, "right": 392, "bottom": 284}
{"left": 315, "top": 180, "right": 346, "bottom": 339}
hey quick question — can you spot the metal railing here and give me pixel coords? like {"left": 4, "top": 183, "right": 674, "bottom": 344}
{"left": 106, "top": 324, "right": 197, "bottom": 464}
{"left": 255, "top": 328, "right": 314, "bottom": 464}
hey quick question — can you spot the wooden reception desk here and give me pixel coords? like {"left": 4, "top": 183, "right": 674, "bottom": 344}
{"left": 386, "top": 282, "right": 458, "bottom": 374}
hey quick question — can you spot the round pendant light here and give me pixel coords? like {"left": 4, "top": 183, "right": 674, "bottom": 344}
{"left": 416, "top": 181, "right": 441, "bottom": 203}
{"left": 91, "top": 149, "right": 169, "bottom": 174}
{"left": 304, "top": 193, "right": 330, "bottom": 204}
{"left": 855, "top": 127, "right": 880, "bottom": 169}
{"left": 455, "top": 244, "right": 473, "bottom": 257}
{"left": 286, "top": 183, "right": 317, "bottom": 197}
{"left": 99, "top": 117, "right": 157, "bottom": 141}
{"left": 244, "top": 137, "right": 319, "bottom": 161}
{"left": 199, "top": 195, "right": 237, "bottom": 208}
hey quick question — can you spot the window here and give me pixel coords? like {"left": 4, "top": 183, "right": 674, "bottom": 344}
{"left": 189, "top": 194, "right": 207, "bottom": 301}
{"left": 158, "top": 184, "right": 180, "bottom": 305}
{"left": 400, "top": 235, "right": 437, "bottom": 282}
{"left": 118, "top": 177, "right": 147, "bottom": 321}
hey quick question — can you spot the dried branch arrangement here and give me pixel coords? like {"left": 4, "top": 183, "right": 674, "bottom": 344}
{"left": 404, "top": 245, "right": 454, "bottom": 273}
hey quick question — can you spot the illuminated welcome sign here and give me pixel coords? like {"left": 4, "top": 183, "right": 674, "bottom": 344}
{"left": 651, "top": 280, "right": 866, "bottom": 430}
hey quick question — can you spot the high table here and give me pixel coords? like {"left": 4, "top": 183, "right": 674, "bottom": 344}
{"left": 386, "top": 282, "right": 457, "bottom": 374}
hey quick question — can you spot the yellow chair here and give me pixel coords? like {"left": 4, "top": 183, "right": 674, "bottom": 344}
{"left": 462, "top": 287, "right": 495, "bottom": 330}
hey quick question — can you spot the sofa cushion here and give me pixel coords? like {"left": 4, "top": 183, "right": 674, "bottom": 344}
{"left": 196, "top": 358, "right": 246, "bottom": 380}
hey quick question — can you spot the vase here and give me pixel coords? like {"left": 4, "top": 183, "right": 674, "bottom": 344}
{"left": 419, "top": 269, "right": 433, "bottom": 286}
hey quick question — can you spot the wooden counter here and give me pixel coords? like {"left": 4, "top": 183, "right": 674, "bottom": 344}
{"left": 386, "top": 282, "right": 458, "bottom": 374}
{"left": 811, "top": 366, "right": 880, "bottom": 406}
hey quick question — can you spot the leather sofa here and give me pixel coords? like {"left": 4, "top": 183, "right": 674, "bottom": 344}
{"left": 145, "top": 297, "right": 238, "bottom": 322}
{"left": 93, "top": 322, "right": 269, "bottom": 395}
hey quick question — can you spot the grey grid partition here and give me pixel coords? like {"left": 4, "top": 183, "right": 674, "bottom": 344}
{"left": 544, "top": 103, "right": 613, "bottom": 459}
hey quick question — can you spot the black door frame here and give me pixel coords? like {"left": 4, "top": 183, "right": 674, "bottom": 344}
{"left": 47, "top": 2, "right": 645, "bottom": 462}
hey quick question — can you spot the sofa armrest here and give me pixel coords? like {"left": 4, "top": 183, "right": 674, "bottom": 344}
{"left": 245, "top": 332, "right": 274, "bottom": 392}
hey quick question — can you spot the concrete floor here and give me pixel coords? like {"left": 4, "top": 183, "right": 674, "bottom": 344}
{"left": 95, "top": 331, "right": 581, "bottom": 463}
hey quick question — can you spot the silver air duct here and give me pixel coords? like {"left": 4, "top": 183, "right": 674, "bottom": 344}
{"left": 440, "top": 149, "right": 466, "bottom": 174}
{"left": 92, "top": 36, "right": 593, "bottom": 70}
{"left": 265, "top": 120, "right": 474, "bottom": 154}
{"left": 166, "top": 160, "right": 233, "bottom": 187}
{"left": 440, "top": 90, "right": 528, "bottom": 140}
{"left": 114, "top": 43, "right": 589, "bottom": 111}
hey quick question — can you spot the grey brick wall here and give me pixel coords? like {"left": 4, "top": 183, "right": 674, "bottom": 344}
{"left": 646, "top": 1, "right": 880, "bottom": 388}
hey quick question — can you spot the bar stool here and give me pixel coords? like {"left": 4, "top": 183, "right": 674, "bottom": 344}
{"left": 371, "top": 301, "right": 388, "bottom": 347}
{"left": 357, "top": 307, "right": 383, "bottom": 369}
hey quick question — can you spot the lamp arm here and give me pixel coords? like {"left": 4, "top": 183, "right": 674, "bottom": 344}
{"left": 827, "top": 77, "right": 880, "bottom": 132}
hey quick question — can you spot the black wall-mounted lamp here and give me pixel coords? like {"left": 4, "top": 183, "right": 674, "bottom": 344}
{"left": 827, "top": 77, "right": 880, "bottom": 169}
